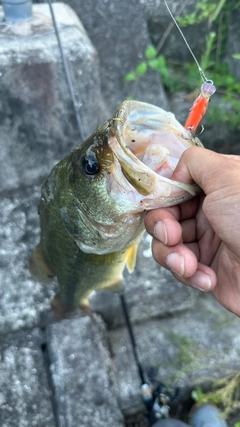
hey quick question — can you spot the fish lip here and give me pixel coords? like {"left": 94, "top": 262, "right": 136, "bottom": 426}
{"left": 109, "top": 100, "right": 201, "bottom": 200}
{"left": 110, "top": 120, "right": 158, "bottom": 196}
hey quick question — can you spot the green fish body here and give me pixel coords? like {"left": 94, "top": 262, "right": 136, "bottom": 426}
{"left": 30, "top": 101, "right": 202, "bottom": 314}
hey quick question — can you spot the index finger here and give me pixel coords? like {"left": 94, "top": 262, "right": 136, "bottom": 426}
{"left": 145, "top": 206, "right": 182, "bottom": 246}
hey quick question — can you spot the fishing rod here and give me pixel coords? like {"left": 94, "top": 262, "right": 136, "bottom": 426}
{"left": 120, "top": 297, "right": 174, "bottom": 423}
{"left": 47, "top": 0, "right": 85, "bottom": 141}
{"left": 120, "top": 295, "right": 146, "bottom": 385}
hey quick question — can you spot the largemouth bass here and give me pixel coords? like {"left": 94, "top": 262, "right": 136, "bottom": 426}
{"left": 30, "top": 100, "right": 202, "bottom": 315}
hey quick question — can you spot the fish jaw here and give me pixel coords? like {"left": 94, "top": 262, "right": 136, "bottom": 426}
{"left": 108, "top": 100, "right": 202, "bottom": 211}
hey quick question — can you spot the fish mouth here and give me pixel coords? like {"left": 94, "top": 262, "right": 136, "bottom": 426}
{"left": 108, "top": 100, "right": 202, "bottom": 209}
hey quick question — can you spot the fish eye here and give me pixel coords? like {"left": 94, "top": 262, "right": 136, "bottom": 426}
{"left": 82, "top": 153, "right": 100, "bottom": 176}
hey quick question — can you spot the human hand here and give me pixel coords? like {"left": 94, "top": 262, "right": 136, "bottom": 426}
{"left": 145, "top": 147, "right": 240, "bottom": 316}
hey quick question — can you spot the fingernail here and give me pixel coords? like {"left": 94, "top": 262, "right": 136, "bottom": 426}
{"left": 190, "top": 270, "right": 212, "bottom": 291}
{"left": 154, "top": 221, "right": 168, "bottom": 245}
{"left": 166, "top": 253, "right": 184, "bottom": 276}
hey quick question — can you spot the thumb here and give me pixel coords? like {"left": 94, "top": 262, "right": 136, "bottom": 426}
{"left": 172, "top": 147, "right": 236, "bottom": 195}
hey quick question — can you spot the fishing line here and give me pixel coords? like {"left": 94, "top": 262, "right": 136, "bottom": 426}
{"left": 47, "top": 0, "right": 85, "bottom": 141}
{"left": 164, "top": 0, "right": 209, "bottom": 83}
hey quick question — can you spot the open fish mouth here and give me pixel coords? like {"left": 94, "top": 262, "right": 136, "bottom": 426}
{"left": 108, "top": 100, "right": 202, "bottom": 210}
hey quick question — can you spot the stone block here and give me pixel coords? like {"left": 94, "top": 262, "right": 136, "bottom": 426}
{"left": 0, "top": 328, "right": 55, "bottom": 427}
{"left": 46, "top": 315, "right": 125, "bottom": 427}
{"left": 0, "top": 188, "right": 56, "bottom": 335}
{"left": 66, "top": 0, "right": 168, "bottom": 113}
{"left": 0, "top": 2, "right": 106, "bottom": 192}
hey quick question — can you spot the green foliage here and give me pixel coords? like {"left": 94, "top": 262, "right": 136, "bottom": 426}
{"left": 125, "top": 61, "right": 148, "bottom": 82}
{"left": 191, "top": 387, "right": 205, "bottom": 402}
{"left": 136, "top": 62, "right": 148, "bottom": 77}
{"left": 124, "top": 72, "right": 136, "bottom": 82}
{"left": 191, "top": 373, "right": 240, "bottom": 420}
{"left": 177, "top": 0, "right": 240, "bottom": 61}
{"left": 191, "top": 386, "right": 221, "bottom": 404}
{"left": 177, "top": 0, "right": 240, "bottom": 27}
{"left": 148, "top": 54, "right": 171, "bottom": 88}
{"left": 125, "top": 48, "right": 171, "bottom": 88}
{"left": 177, "top": 0, "right": 227, "bottom": 27}
{"left": 125, "top": 45, "right": 197, "bottom": 92}
{"left": 200, "top": 31, "right": 216, "bottom": 72}
{"left": 145, "top": 45, "right": 157, "bottom": 59}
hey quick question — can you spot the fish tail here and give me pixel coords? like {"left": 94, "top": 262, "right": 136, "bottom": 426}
{"left": 51, "top": 294, "right": 93, "bottom": 320}
{"left": 51, "top": 294, "right": 74, "bottom": 319}
{"left": 29, "top": 243, "right": 55, "bottom": 284}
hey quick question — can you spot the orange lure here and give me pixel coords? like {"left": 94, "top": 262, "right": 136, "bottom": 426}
{"left": 184, "top": 81, "right": 216, "bottom": 132}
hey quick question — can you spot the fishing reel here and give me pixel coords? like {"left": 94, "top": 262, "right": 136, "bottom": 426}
{"left": 120, "top": 295, "right": 182, "bottom": 425}
{"left": 141, "top": 382, "right": 170, "bottom": 421}
{"left": 141, "top": 370, "right": 181, "bottom": 425}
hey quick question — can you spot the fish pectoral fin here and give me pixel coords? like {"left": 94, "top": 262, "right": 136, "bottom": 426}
{"left": 29, "top": 243, "right": 55, "bottom": 284}
{"left": 125, "top": 243, "right": 138, "bottom": 273}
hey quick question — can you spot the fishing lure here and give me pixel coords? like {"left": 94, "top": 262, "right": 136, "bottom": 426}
{"left": 184, "top": 80, "right": 216, "bottom": 132}
{"left": 164, "top": 0, "right": 216, "bottom": 132}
